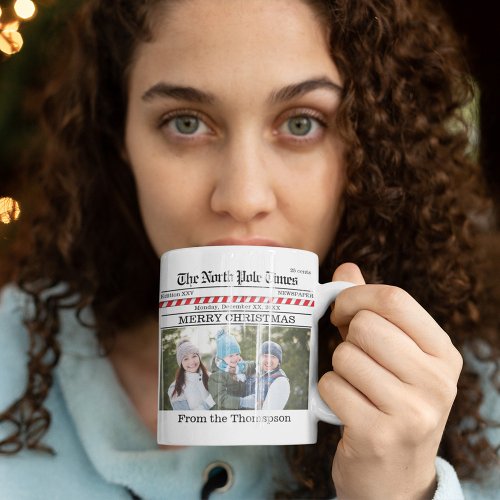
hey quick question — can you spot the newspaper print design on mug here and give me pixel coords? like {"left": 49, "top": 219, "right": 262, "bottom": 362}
{"left": 158, "top": 246, "right": 353, "bottom": 446}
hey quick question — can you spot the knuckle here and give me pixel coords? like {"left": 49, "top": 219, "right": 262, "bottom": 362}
{"left": 332, "top": 341, "right": 356, "bottom": 373}
{"left": 378, "top": 285, "right": 409, "bottom": 312}
{"left": 402, "top": 398, "right": 443, "bottom": 440}
{"left": 429, "top": 357, "right": 461, "bottom": 401}
{"left": 440, "top": 336, "right": 463, "bottom": 372}
{"left": 346, "top": 311, "right": 365, "bottom": 340}
{"left": 367, "top": 428, "right": 398, "bottom": 459}
{"left": 414, "top": 406, "right": 439, "bottom": 433}
{"left": 317, "top": 372, "right": 332, "bottom": 394}
{"left": 346, "top": 310, "right": 379, "bottom": 351}
{"left": 440, "top": 379, "right": 458, "bottom": 404}
{"left": 427, "top": 367, "right": 459, "bottom": 407}
{"left": 399, "top": 419, "right": 428, "bottom": 446}
{"left": 348, "top": 309, "right": 374, "bottom": 334}
{"left": 450, "top": 346, "right": 464, "bottom": 374}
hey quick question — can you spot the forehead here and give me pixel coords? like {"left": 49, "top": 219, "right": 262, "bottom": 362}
{"left": 150, "top": 0, "right": 325, "bottom": 46}
{"left": 129, "top": 0, "right": 340, "bottom": 97}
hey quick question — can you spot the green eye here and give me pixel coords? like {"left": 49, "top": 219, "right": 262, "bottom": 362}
{"left": 287, "top": 116, "right": 312, "bottom": 136}
{"left": 174, "top": 115, "right": 200, "bottom": 134}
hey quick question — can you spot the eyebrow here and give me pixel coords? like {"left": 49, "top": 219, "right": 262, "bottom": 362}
{"left": 142, "top": 83, "right": 216, "bottom": 104}
{"left": 268, "top": 77, "right": 343, "bottom": 104}
{"left": 141, "top": 77, "right": 342, "bottom": 104}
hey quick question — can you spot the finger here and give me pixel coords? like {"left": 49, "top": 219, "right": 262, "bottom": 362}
{"left": 318, "top": 370, "right": 379, "bottom": 428}
{"left": 344, "top": 309, "right": 430, "bottom": 385}
{"left": 332, "top": 341, "right": 406, "bottom": 415}
{"left": 332, "top": 262, "right": 366, "bottom": 286}
{"left": 340, "top": 310, "right": 460, "bottom": 408}
{"left": 331, "top": 284, "right": 454, "bottom": 358}
{"left": 330, "top": 263, "right": 366, "bottom": 339}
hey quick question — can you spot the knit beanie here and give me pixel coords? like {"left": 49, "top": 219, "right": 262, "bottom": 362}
{"left": 216, "top": 329, "right": 241, "bottom": 359}
{"left": 260, "top": 340, "right": 282, "bottom": 365}
{"left": 176, "top": 338, "right": 200, "bottom": 366}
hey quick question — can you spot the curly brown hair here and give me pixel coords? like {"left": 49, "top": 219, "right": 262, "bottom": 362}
{"left": 0, "top": 0, "right": 498, "bottom": 497}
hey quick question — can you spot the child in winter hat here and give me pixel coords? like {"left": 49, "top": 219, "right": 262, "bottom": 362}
{"left": 216, "top": 329, "right": 241, "bottom": 359}
{"left": 209, "top": 329, "right": 256, "bottom": 409}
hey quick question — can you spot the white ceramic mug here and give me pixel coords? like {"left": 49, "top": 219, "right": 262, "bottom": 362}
{"left": 157, "top": 246, "right": 354, "bottom": 446}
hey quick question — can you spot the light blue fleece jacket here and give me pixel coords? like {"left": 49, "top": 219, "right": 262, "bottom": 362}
{"left": 0, "top": 286, "right": 498, "bottom": 499}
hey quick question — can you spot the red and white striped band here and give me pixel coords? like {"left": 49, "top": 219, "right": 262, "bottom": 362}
{"left": 159, "top": 295, "right": 315, "bottom": 308}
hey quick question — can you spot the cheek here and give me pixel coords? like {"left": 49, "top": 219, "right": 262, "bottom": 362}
{"left": 125, "top": 117, "right": 213, "bottom": 253}
{"left": 283, "top": 144, "right": 345, "bottom": 255}
{"left": 309, "top": 172, "right": 344, "bottom": 229}
{"left": 316, "top": 142, "right": 345, "bottom": 227}
{"left": 131, "top": 159, "right": 212, "bottom": 254}
{"left": 134, "top": 179, "right": 179, "bottom": 255}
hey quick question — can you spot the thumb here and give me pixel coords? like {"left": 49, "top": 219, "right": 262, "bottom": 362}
{"left": 332, "top": 262, "right": 366, "bottom": 286}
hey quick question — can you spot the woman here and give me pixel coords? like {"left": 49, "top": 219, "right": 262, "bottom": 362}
{"left": 257, "top": 341, "right": 290, "bottom": 411}
{"left": 168, "top": 338, "right": 215, "bottom": 410}
{"left": 0, "top": 0, "right": 498, "bottom": 498}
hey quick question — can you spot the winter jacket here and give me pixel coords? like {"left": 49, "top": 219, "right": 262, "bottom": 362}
{"left": 208, "top": 358, "right": 256, "bottom": 410}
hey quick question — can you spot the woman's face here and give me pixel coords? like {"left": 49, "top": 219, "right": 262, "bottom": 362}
{"left": 125, "top": 0, "right": 345, "bottom": 262}
{"left": 181, "top": 353, "right": 201, "bottom": 373}
{"left": 261, "top": 354, "right": 280, "bottom": 372}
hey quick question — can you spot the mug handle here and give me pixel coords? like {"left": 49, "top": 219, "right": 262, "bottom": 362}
{"left": 311, "top": 281, "right": 356, "bottom": 425}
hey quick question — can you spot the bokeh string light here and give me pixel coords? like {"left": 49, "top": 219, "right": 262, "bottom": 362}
{"left": 0, "top": 197, "right": 21, "bottom": 224}
{"left": 0, "top": 0, "right": 38, "bottom": 56}
{"left": 1, "top": 1, "right": 42, "bottom": 225}
{"left": 14, "top": 0, "right": 36, "bottom": 20}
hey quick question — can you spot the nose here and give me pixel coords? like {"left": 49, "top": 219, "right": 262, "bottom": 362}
{"left": 210, "top": 135, "right": 277, "bottom": 222}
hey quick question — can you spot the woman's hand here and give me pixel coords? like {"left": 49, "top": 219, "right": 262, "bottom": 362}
{"left": 318, "top": 263, "right": 463, "bottom": 500}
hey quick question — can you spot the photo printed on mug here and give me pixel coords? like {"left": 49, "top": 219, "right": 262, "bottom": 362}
{"left": 157, "top": 246, "right": 348, "bottom": 446}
